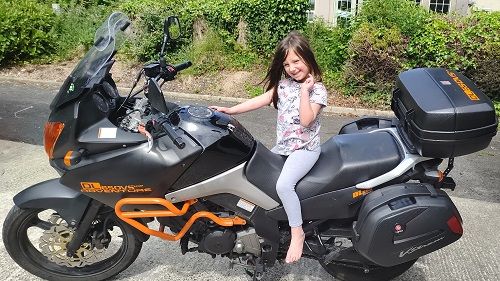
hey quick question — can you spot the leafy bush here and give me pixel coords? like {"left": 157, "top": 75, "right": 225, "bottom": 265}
{"left": 340, "top": 0, "right": 499, "bottom": 107}
{"left": 407, "top": 11, "right": 500, "bottom": 100}
{"left": 406, "top": 15, "right": 473, "bottom": 70}
{"left": 353, "top": 0, "right": 428, "bottom": 37}
{"left": 463, "top": 12, "right": 500, "bottom": 101}
{"left": 6, "top": 0, "right": 498, "bottom": 111}
{"left": 119, "top": 0, "right": 308, "bottom": 61}
{"left": 52, "top": 4, "right": 114, "bottom": 60}
{"left": 235, "top": 0, "right": 309, "bottom": 56}
{"left": 466, "top": 42, "right": 500, "bottom": 101}
{"left": 494, "top": 101, "right": 500, "bottom": 117}
{"left": 181, "top": 28, "right": 230, "bottom": 75}
{"left": 0, "top": 0, "right": 57, "bottom": 65}
{"left": 304, "top": 19, "right": 351, "bottom": 73}
{"left": 337, "top": 0, "right": 426, "bottom": 107}
{"left": 341, "top": 23, "right": 408, "bottom": 107}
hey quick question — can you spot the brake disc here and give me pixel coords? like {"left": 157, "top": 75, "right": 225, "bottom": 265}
{"left": 39, "top": 214, "right": 104, "bottom": 267}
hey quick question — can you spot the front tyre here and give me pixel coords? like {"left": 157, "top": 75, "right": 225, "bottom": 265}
{"left": 2, "top": 205, "right": 143, "bottom": 281}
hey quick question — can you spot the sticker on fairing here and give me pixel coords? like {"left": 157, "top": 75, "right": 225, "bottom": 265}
{"left": 237, "top": 198, "right": 256, "bottom": 212}
{"left": 67, "top": 83, "right": 75, "bottom": 94}
{"left": 98, "top": 127, "right": 117, "bottom": 138}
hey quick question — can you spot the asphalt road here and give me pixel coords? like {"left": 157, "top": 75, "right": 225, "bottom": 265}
{"left": 0, "top": 79, "right": 499, "bottom": 281}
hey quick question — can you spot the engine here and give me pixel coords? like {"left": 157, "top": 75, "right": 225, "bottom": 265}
{"left": 199, "top": 228, "right": 236, "bottom": 255}
{"left": 198, "top": 227, "right": 261, "bottom": 256}
{"left": 119, "top": 98, "right": 151, "bottom": 132}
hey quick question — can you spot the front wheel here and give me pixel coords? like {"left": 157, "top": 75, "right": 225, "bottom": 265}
{"left": 2, "top": 205, "right": 143, "bottom": 281}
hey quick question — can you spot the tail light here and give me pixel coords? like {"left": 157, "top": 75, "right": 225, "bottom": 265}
{"left": 447, "top": 215, "right": 463, "bottom": 235}
{"left": 44, "top": 122, "right": 65, "bottom": 159}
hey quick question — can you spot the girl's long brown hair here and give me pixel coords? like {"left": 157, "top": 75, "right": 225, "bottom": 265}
{"left": 262, "top": 31, "right": 322, "bottom": 109}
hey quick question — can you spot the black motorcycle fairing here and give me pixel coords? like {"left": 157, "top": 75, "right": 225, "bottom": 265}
{"left": 48, "top": 91, "right": 146, "bottom": 169}
{"left": 60, "top": 134, "right": 202, "bottom": 208}
{"left": 77, "top": 117, "right": 146, "bottom": 147}
{"left": 246, "top": 131, "right": 403, "bottom": 202}
{"left": 266, "top": 185, "right": 363, "bottom": 221}
{"left": 13, "top": 179, "right": 91, "bottom": 225}
{"left": 170, "top": 108, "right": 255, "bottom": 190}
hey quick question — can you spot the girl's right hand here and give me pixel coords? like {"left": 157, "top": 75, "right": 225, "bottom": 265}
{"left": 209, "top": 106, "right": 233, "bottom": 114}
{"left": 301, "top": 74, "right": 315, "bottom": 94}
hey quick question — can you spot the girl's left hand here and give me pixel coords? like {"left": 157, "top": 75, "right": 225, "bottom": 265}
{"left": 301, "top": 74, "right": 314, "bottom": 94}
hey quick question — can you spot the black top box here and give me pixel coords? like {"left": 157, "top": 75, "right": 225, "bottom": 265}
{"left": 391, "top": 68, "right": 498, "bottom": 158}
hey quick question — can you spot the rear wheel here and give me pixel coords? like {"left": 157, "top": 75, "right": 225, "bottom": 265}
{"left": 2, "top": 205, "right": 143, "bottom": 281}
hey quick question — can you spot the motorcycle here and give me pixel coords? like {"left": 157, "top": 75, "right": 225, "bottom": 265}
{"left": 3, "top": 12, "right": 498, "bottom": 281}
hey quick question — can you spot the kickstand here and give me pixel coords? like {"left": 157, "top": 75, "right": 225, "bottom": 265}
{"left": 243, "top": 257, "right": 264, "bottom": 281}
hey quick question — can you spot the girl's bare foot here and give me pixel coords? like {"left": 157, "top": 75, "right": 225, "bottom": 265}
{"left": 285, "top": 226, "right": 305, "bottom": 263}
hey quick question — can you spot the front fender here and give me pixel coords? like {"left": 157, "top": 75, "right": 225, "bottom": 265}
{"left": 14, "top": 178, "right": 91, "bottom": 225}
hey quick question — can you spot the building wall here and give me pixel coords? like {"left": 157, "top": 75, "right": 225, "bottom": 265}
{"left": 473, "top": 0, "right": 500, "bottom": 11}
{"left": 453, "top": 0, "right": 471, "bottom": 14}
{"left": 313, "top": 0, "right": 334, "bottom": 23}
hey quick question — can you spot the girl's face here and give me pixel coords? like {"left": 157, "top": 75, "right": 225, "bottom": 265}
{"left": 283, "top": 49, "right": 310, "bottom": 83}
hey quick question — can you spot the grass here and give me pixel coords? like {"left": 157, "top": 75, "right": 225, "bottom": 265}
{"left": 51, "top": 6, "right": 113, "bottom": 62}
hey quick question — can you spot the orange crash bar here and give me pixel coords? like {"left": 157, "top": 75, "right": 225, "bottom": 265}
{"left": 115, "top": 197, "right": 246, "bottom": 241}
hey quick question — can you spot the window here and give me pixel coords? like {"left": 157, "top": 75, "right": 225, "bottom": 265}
{"left": 337, "top": 0, "right": 352, "bottom": 11}
{"left": 415, "top": 0, "right": 421, "bottom": 5}
{"left": 336, "top": 0, "right": 353, "bottom": 25}
{"left": 430, "top": 0, "right": 450, "bottom": 14}
{"left": 307, "top": 0, "right": 315, "bottom": 22}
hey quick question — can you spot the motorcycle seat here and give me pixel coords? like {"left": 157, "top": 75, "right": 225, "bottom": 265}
{"left": 245, "top": 131, "right": 403, "bottom": 202}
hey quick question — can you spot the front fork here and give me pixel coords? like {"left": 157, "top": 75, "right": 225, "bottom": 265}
{"left": 66, "top": 200, "right": 103, "bottom": 257}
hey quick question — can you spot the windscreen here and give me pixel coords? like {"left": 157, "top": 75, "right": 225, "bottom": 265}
{"left": 50, "top": 12, "right": 130, "bottom": 110}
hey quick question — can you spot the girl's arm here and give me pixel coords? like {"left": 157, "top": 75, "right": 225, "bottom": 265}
{"left": 210, "top": 89, "right": 273, "bottom": 115}
{"left": 299, "top": 74, "right": 323, "bottom": 127}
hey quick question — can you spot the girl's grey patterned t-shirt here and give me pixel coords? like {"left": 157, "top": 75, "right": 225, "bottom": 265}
{"left": 275, "top": 78, "right": 327, "bottom": 155}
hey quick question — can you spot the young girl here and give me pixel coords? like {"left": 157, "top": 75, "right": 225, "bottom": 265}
{"left": 210, "top": 31, "right": 327, "bottom": 263}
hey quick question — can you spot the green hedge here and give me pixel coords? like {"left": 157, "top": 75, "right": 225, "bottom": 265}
{"left": 52, "top": 4, "right": 114, "bottom": 60}
{"left": 0, "top": 0, "right": 57, "bottom": 65}
{"left": 340, "top": 0, "right": 500, "bottom": 107}
{"left": 118, "top": 0, "right": 308, "bottom": 61}
{"left": 2, "top": 0, "right": 499, "bottom": 111}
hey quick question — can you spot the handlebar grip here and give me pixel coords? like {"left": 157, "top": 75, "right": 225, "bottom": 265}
{"left": 173, "top": 137, "right": 185, "bottom": 149}
{"left": 173, "top": 61, "right": 192, "bottom": 72}
{"left": 161, "top": 122, "right": 185, "bottom": 149}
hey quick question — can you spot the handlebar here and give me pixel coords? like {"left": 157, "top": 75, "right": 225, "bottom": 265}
{"left": 161, "top": 121, "right": 185, "bottom": 149}
{"left": 173, "top": 61, "right": 192, "bottom": 72}
{"left": 156, "top": 60, "right": 192, "bottom": 81}
{"left": 143, "top": 60, "right": 192, "bottom": 80}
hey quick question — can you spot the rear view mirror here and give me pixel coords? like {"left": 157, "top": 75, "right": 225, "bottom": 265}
{"left": 164, "top": 16, "right": 181, "bottom": 41}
